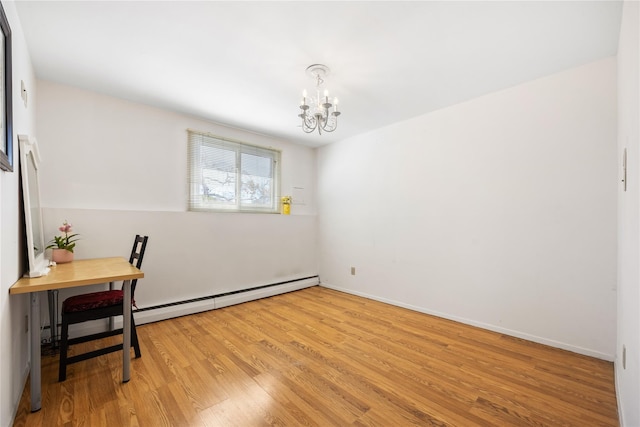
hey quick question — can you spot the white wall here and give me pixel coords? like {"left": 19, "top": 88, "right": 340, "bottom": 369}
{"left": 616, "top": 1, "right": 640, "bottom": 425}
{"left": 37, "top": 81, "right": 317, "bottom": 215}
{"left": 0, "top": 2, "right": 37, "bottom": 425}
{"left": 318, "top": 58, "right": 617, "bottom": 360}
{"left": 35, "top": 80, "right": 318, "bottom": 325}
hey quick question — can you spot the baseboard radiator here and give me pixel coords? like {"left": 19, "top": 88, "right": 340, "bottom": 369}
{"left": 105, "top": 275, "right": 320, "bottom": 331}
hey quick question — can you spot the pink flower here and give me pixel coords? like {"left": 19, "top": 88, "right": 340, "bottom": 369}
{"left": 59, "top": 222, "right": 73, "bottom": 233}
{"left": 47, "top": 220, "right": 80, "bottom": 253}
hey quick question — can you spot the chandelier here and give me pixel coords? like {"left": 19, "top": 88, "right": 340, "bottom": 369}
{"left": 298, "top": 64, "right": 341, "bottom": 135}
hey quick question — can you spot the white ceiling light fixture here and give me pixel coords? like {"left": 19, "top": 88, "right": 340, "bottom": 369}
{"left": 298, "top": 64, "right": 341, "bottom": 135}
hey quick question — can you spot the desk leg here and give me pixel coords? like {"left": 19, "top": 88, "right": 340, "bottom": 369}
{"left": 122, "top": 280, "right": 131, "bottom": 383}
{"left": 47, "top": 290, "right": 58, "bottom": 349}
{"left": 108, "top": 281, "right": 115, "bottom": 331}
{"left": 30, "top": 292, "right": 41, "bottom": 412}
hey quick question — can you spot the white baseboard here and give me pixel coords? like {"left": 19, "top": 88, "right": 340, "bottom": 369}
{"left": 614, "top": 362, "right": 626, "bottom": 427}
{"left": 10, "top": 363, "right": 31, "bottom": 427}
{"left": 320, "top": 282, "right": 614, "bottom": 362}
{"left": 215, "top": 278, "right": 319, "bottom": 309}
{"left": 130, "top": 298, "right": 217, "bottom": 327}
{"left": 98, "top": 277, "right": 320, "bottom": 331}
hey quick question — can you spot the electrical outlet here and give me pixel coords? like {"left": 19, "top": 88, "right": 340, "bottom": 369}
{"left": 623, "top": 345, "right": 626, "bottom": 369}
{"left": 351, "top": 267, "right": 356, "bottom": 275}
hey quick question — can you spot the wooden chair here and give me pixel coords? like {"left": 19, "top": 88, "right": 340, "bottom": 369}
{"left": 58, "top": 235, "right": 149, "bottom": 381}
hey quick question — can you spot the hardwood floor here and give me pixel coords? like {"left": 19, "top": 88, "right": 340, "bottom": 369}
{"left": 13, "top": 286, "right": 618, "bottom": 426}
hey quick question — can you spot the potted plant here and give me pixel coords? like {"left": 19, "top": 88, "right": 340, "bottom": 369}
{"left": 46, "top": 220, "right": 80, "bottom": 263}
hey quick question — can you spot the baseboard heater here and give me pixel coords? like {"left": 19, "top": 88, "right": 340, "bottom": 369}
{"left": 111, "top": 275, "right": 320, "bottom": 328}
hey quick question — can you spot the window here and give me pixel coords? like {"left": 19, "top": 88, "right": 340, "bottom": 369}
{"left": 188, "top": 130, "right": 281, "bottom": 213}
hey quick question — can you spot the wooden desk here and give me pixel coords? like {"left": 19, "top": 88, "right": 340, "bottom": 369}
{"left": 9, "top": 257, "right": 144, "bottom": 412}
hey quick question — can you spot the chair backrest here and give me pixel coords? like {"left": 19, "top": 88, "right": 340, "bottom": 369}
{"left": 128, "top": 235, "right": 149, "bottom": 296}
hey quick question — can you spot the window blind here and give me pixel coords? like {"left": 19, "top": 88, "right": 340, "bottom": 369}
{"left": 188, "top": 130, "right": 281, "bottom": 213}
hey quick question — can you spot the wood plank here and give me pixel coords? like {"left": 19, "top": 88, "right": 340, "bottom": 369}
{"left": 13, "top": 286, "right": 619, "bottom": 426}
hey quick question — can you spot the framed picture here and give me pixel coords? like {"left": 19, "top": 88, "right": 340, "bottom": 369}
{"left": 0, "top": 2, "right": 12, "bottom": 172}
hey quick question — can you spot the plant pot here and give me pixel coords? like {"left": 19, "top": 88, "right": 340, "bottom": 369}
{"left": 52, "top": 248, "right": 74, "bottom": 264}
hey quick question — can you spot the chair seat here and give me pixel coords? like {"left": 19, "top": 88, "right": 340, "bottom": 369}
{"left": 62, "top": 290, "right": 123, "bottom": 313}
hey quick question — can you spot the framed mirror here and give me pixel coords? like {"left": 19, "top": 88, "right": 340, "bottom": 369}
{"left": 0, "top": 2, "right": 12, "bottom": 172}
{"left": 19, "top": 134, "right": 49, "bottom": 277}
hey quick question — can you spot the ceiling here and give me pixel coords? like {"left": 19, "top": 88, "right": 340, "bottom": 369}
{"left": 15, "top": 1, "right": 623, "bottom": 147}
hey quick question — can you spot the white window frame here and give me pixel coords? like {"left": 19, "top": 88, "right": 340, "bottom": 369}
{"left": 188, "top": 130, "right": 281, "bottom": 213}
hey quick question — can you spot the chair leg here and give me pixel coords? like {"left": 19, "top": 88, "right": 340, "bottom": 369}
{"left": 58, "top": 315, "right": 70, "bottom": 381}
{"left": 131, "top": 314, "right": 141, "bottom": 358}
{"left": 59, "top": 311, "right": 141, "bottom": 381}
